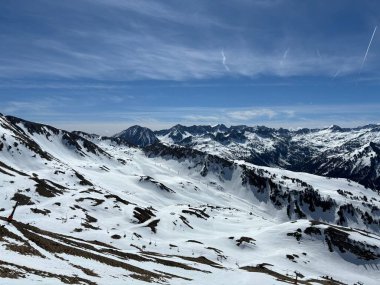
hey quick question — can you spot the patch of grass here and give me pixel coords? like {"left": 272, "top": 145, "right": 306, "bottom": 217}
{"left": 70, "top": 264, "right": 99, "bottom": 277}
{"left": 0, "top": 260, "right": 95, "bottom": 284}
{"left": 241, "top": 265, "right": 345, "bottom": 285}
{"left": 174, "top": 255, "right": 223, "bottom": 269}
{"left": 7, "top": 218, "right": 169, "bottom": 283}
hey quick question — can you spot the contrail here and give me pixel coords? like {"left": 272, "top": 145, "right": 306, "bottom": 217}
{"left": 280, "top": 48, "right": 289, "bottom": 66}
{"left": 360, "top": 26, "right": 377, "bottom": 71}
{"left": 221, "top": 49, "right": 230, "bottom": 71}
{"left": 282, "top": 48, "right": 289, "bottom": 60}
{"left": 332, "top": 69, "right": 340, "bottom": 80}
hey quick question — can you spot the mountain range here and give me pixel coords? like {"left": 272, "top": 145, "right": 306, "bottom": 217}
{"left": 0, "top": 114, "right": 379, "bottom": 284}
{"left": 114, "top": 122, "right": 380, "bottom": 191}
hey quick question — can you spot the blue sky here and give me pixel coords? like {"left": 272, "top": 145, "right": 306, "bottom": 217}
{"left": 0, "top": 0, "right": 379, "bottom": 134}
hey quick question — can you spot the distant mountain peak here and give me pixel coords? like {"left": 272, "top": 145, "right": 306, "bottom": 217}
{"left": 327, "top": 124, "right": 343, "bottom": 132}
{"left": 212, "top": 124, "right": 228, "bottom": 132}
{"left": 172, "top": 124, "right": 185, "bottom": 128}
{"left": 113, "top": 125, "right": 158, "bottom": 147}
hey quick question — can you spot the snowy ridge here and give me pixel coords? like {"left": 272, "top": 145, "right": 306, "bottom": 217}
{"left": 0, "top": 115, "right": 380, "bottom": 284}
{"left": 155, "top": 124, "right": 380, "bottom": 190}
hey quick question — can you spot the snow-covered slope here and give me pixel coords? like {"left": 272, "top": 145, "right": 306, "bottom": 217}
{"left": 155, "top": 124, "right": 380, "bottom": 190}
{"left": 1, "top": 115, "right": 380, "bottom": 284}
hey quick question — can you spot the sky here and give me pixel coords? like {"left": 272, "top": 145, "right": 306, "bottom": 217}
{"left": 0, "top": 0, "right": 380, "bottom": 135}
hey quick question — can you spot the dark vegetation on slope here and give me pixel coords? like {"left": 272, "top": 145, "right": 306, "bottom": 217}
{"left": 0, "top": 217, "right": 219, "bottom": 283}
{"left": 144, "top": 143, "right": 380, "bottom": 233}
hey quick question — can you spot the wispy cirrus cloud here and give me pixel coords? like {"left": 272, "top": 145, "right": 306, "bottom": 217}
{"left": 1, "top": 96, "right": 75, "bottom": 115}
{"left": 88, "top": 0, "right": 228, "bottom": 29}
{"left": 2, "top": 101, "right": 50, "bottom": 114}
{"left": 0, "top": 35, "right": 364, "bottom": 81}
{"left": 183, "top": 115, "right": 221, "bottom": 122}
{"left": 0, "top": 0, "right": 378, "bottom": 82}
{"left": 228, "top": 108, "right": 277, "bottom": 120}
{"left": 221, "top": 50, "right": 230, "bottom": 72}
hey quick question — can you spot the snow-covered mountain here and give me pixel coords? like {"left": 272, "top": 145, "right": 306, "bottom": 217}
{"left": 155, "top": 124, "right": 380, "bottom": 190}
{"left": 1, "top": 114, "right": 380, "bottom": 284}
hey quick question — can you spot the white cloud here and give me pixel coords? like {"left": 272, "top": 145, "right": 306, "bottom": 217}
{"left": 283, "top": 110, "right": 295, "bottom": 118}
{"left": 221, "top": 50, "right": 230, "bottom": 72}
{"left": 0, "top": 1, "right": 368, "bottom": 82}
{"left": 1, "top": 96, "right": 74, "bottom": 114}
{"left": 6, "top": 103, "right": 379, "bottom": 135}
{"left": 3, "top": 37, "right": 362, "bottom": 80}
{"left": 228, "top": 108, "right": 277, "bottom": 120}
{"left": 88, "top": 0, "right": 227, "bottom": 29}
{"left": 183, "top": 115, "right": 221, "bottom": 122}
